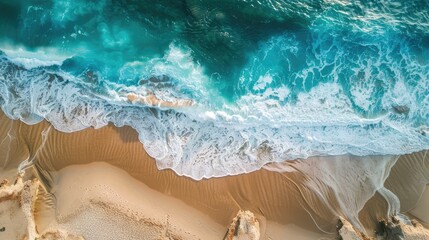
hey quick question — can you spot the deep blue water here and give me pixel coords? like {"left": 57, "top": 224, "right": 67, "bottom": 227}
{"left": 0, "top": 0, "right": 428, "bottom": 179}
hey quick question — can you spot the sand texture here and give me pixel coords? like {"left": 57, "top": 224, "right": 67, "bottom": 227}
{"left": 1, "top": 111, "right": 429, "bottom": 239}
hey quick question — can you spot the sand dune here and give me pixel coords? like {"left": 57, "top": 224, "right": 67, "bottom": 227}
{"left": 1, "top": 111, "right": 429, "bottom": 239}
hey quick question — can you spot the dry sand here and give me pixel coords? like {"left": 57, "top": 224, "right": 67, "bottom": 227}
{"left": 1, "top": 111, "right": 429, "bottom": 239}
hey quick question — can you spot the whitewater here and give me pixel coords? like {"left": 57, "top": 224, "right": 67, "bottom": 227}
{"left": 0, "top": 0, "right": 428, "bottom": 179}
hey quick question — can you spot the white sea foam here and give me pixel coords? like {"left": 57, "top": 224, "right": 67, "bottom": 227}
{"left": 0, "top": 38, "right": 429, "bottom": 180}
{"left": 252, "top": 74, "right": 273, "bottom": 91}
{"left": 1, "top": 46, "right": 71, "bottom": 69}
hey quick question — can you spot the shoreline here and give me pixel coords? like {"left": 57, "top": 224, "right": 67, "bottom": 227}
{"left": 1, "top": 112, "right": 428, "bottom": 239}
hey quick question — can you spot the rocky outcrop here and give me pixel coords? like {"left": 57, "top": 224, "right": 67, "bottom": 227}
{"left": 337, "top": 217, "right": 370, "bottom": 240}
{"left": 338, "top": 216, "right": 429, "bottom": 240}
{"left": 224, "top": 210, "right": 260, "bottom": 240}
{"left": 0, "top": 174, "right": 84, "bottom": 240}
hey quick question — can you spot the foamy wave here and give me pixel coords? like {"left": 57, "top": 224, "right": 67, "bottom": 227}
{"left": 0, "top": 25, "right": 429, "bottom": 179}
{"left": 0, "top": 47, "right": 71, "bottom": 69}
{"left": 0, "top": 38, "right": 429, "bottom": 179}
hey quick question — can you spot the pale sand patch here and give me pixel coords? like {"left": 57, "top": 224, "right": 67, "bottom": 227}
{"left": 264, "top": 222, "right": 334, "bottom": 240}
{"left": 47, "top": 162, "right": 338, "bottom": 239}
{"left": 48, "top": 161, "right": 226, "bottom": 240}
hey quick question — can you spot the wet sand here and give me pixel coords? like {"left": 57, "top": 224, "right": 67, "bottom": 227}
{"left": 0, "top": 111, "right": 428, "bottom": 239}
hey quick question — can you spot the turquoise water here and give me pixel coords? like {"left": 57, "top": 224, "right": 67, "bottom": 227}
{"left": 0, "top": 0, "right": 428, "bottom": 179}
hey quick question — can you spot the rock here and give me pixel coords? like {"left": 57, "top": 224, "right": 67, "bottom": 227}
{"left": 224, "top": 210, "right": 260, "bottom": 240}
{"left": 0, "top": 174, "right": 35, "bottom": 240}
{"left": 343, "top": 215, "right": 429, "bottom": 240}
{"left": 337, "top": 217, "right": 368, "bottom": 240}
{"left": 376, "top": 219, "right": 404, "bottom": 240}
{"left": 0, "top": 174, "right": 86, "bottom": 240}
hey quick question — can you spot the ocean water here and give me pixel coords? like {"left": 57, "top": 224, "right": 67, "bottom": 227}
{"left": 0, "top": 0, "right": 428, "bottom": 179}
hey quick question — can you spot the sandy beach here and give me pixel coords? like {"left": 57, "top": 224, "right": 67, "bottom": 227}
{"left": 1, "top": 111, "right": 429, "bottom": 239}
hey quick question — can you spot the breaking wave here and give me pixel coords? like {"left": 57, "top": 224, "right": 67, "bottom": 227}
{"left": 0, "top": 0, "right": 429, "bottom": 179}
